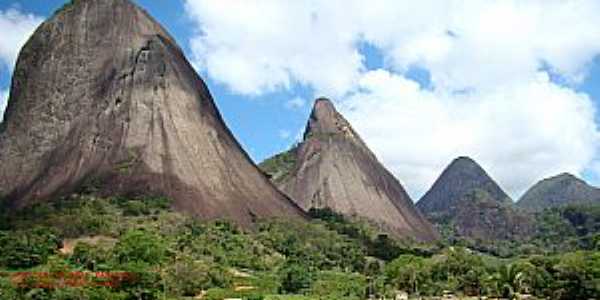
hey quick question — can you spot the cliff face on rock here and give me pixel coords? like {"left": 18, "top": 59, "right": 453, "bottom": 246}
{"left": 518, "top": 173, "right": 600, "bottom": 212}
{"left": 262, "top": 98, "right": 438, "bottom": 242}
{"left": 0, "top": 0, "right": 304, "bottom": 226}
{"left": 417, "top": 156, "right": 512, "bottom": 215}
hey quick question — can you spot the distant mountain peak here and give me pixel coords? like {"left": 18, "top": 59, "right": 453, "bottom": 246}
{"left": 518, "top": 172, "right": 600, "bottom": 211}
{"left": 417, "top": 156, "right": 512, "bottom": 214}
{"left": 302, "top": 98, "right": 370, "bottom": 151}
{"left": 417, "top": 157, "right": 530, "bottom": 242}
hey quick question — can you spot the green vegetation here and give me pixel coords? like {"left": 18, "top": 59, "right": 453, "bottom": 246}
{"left": 0, "top": 195, "right": 599, "bottom": 299}
{"left": 434, "top": 200, "right": 600, "bottom": 258}
{"left": 258, "top": 146, "right": 298, "bottom": 183}
{"left": 532, "top": 203, "right": 600, "bottom": 252}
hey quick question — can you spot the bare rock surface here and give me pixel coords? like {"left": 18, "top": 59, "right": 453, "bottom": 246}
{"left": 0, "top": 0, "right": 304, "bottom": 226}
{"left": 274, "top": 98, "right": 439, "bottom": 242}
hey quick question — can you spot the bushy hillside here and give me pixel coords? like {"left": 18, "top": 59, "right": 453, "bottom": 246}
{"left": 1, "top": 195, "right": 600, "bottom": 299}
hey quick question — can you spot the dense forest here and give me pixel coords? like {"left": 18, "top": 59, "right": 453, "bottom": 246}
{"left": 1, "top": 192, "right": 599, "bottom": 299}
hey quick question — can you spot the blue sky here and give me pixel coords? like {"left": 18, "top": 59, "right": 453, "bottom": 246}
{"left": 2, "top": 0, "right": 600, "bottom": 200}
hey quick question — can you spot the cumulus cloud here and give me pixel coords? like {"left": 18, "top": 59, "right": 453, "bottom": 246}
{"left": 185, "top": 0, "right": 364, "bottom": 96}
{"left": 339, "top": 70, "right": 599, "bottom": 198}
{"left": 185, "top": 0, "right": 600, "bottom": 199}
{"left": 185, "top": 0, "right": 600, "bottom": 96}
{"left": 361, "top": 0, "right": 600, "bottom": 91}
{"left": 0, "top": 7, "right": 43, "bottom": 70}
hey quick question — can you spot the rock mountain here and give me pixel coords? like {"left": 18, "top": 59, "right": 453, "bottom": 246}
{"left": 0, "top": 0, "right": 304, "bottom": 226}
{"left": 261, "top": 98, "right": 439, "bottom": 242}
{"left": 417, "top": 157, "right": 532, "bottom": 242}
{"left": 417, "top": 156, "right": 512, "bottom": 214}
{"left": 518, "top": 173, "right": 600, "bottom": 212}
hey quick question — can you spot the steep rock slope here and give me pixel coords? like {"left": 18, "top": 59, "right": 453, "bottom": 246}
{"left": 518, "top": 173, "right": 600, "bottom": 212}
{"left": 0, "top": 0, "right": 304, "bottom": 226}
{"left": 263, "top": 98, "right": 438, "bottom": 241}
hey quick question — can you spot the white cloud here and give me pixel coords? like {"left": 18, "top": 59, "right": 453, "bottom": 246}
{"left": 0, "top": 7, "right": 43, "bottom": 70}
{"left": 362, "top": 0, "right": 600, "bottom": 91}
{"left": 185, "top": 0, "right": 600, "bottom": 96}
{"left": 185, "top": 0, "right": 364, "bottom": 97}
{"left": 0, "top": 89, "right": 8, "bottom": 122}
{"left": 339, "top": 70, "right": 599, "bottom": 198}
{"left": 285, "top": 97, "right": 306, "bottom": 110}
{"left": 185, "top": 0, "right": 600, "bottom": 199}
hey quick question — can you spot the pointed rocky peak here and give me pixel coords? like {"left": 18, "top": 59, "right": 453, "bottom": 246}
{"left": 313, "top": 97, "right": 337, "bottom": 115}
{"left": 518, "top": 172, "right": 600, "bottom": 212}
{"left": 304, "top": 98, "right": 344, "bottom": 137}
{"left": 267, "top": 98, "right": 439, "bottom": 242}
{"left": 417, "top": 156, "right": 512, "bottom": 215}
{"left": 304, "top": 98, "right": 353, "bottom": 137}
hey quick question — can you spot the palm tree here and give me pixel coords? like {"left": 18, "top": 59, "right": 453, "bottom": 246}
{"left": 486, "top": 262, "right": 547, "bottom": 298}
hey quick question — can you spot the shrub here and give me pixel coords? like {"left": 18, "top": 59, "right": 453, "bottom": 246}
{"left": 122, "top": 200, "right": 148, "bottom": 216}
{"left": 164, "top": 256, "right": 232, "bottom": 297}
{"left": 0, "top": 226, "right": 61, "bottom": 269}
{"left": 279, "top": 259, "right": 314, "bottom": 294}
{"left": 70, "top": 242, "right": 112, "bottom": 271}
{"left": 258, "top": 220, "right": 366, "bottom": 272}
{"left": 113, "top": 230, "right": 167, "bottom": 266}
{"left": 0, "top": 277, "right": 19, "bottom": 299}
{"left": 309, "top": 271, "right": 367, "bottom": 300}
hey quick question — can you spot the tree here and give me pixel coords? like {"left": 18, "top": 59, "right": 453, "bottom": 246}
{"left": 70, "top": 242, "right": 111, "bottom": 271}
{"left": 164, "top": 255, "right": 232, "bottom": 297}
{"left": 113, "top": 229, "right": 167, "bottom": 266}
{"left": 309, "top": 271, "right": 367, "bottom": 300}
{"left": 0, "top": 226, "right": 61, "bottom": 269}
{"left": 552, "top": 251, "right": 600, "bottom": 299}
{"left": 385, "top": 255, "right": 429, "bottom": 294}
{"left": 429, "top": 247, "right": 485, "bottom": 295}
{"left": 279, "top": 259, "right": 314, "bottom": 294}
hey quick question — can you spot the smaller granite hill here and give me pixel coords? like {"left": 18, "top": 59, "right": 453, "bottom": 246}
{"left": 517, "top": 173, "right": 600, "bottom": 212}
{"left": 416, "top": 157, "right": 532, "bottom": 242}
{"left": 417, "top": 156, "right": 512, "bottom": 215}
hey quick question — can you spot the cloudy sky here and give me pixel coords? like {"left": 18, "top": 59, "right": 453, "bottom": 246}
{"left": 2, "top": 0, "right": 600, "bottom": 201}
